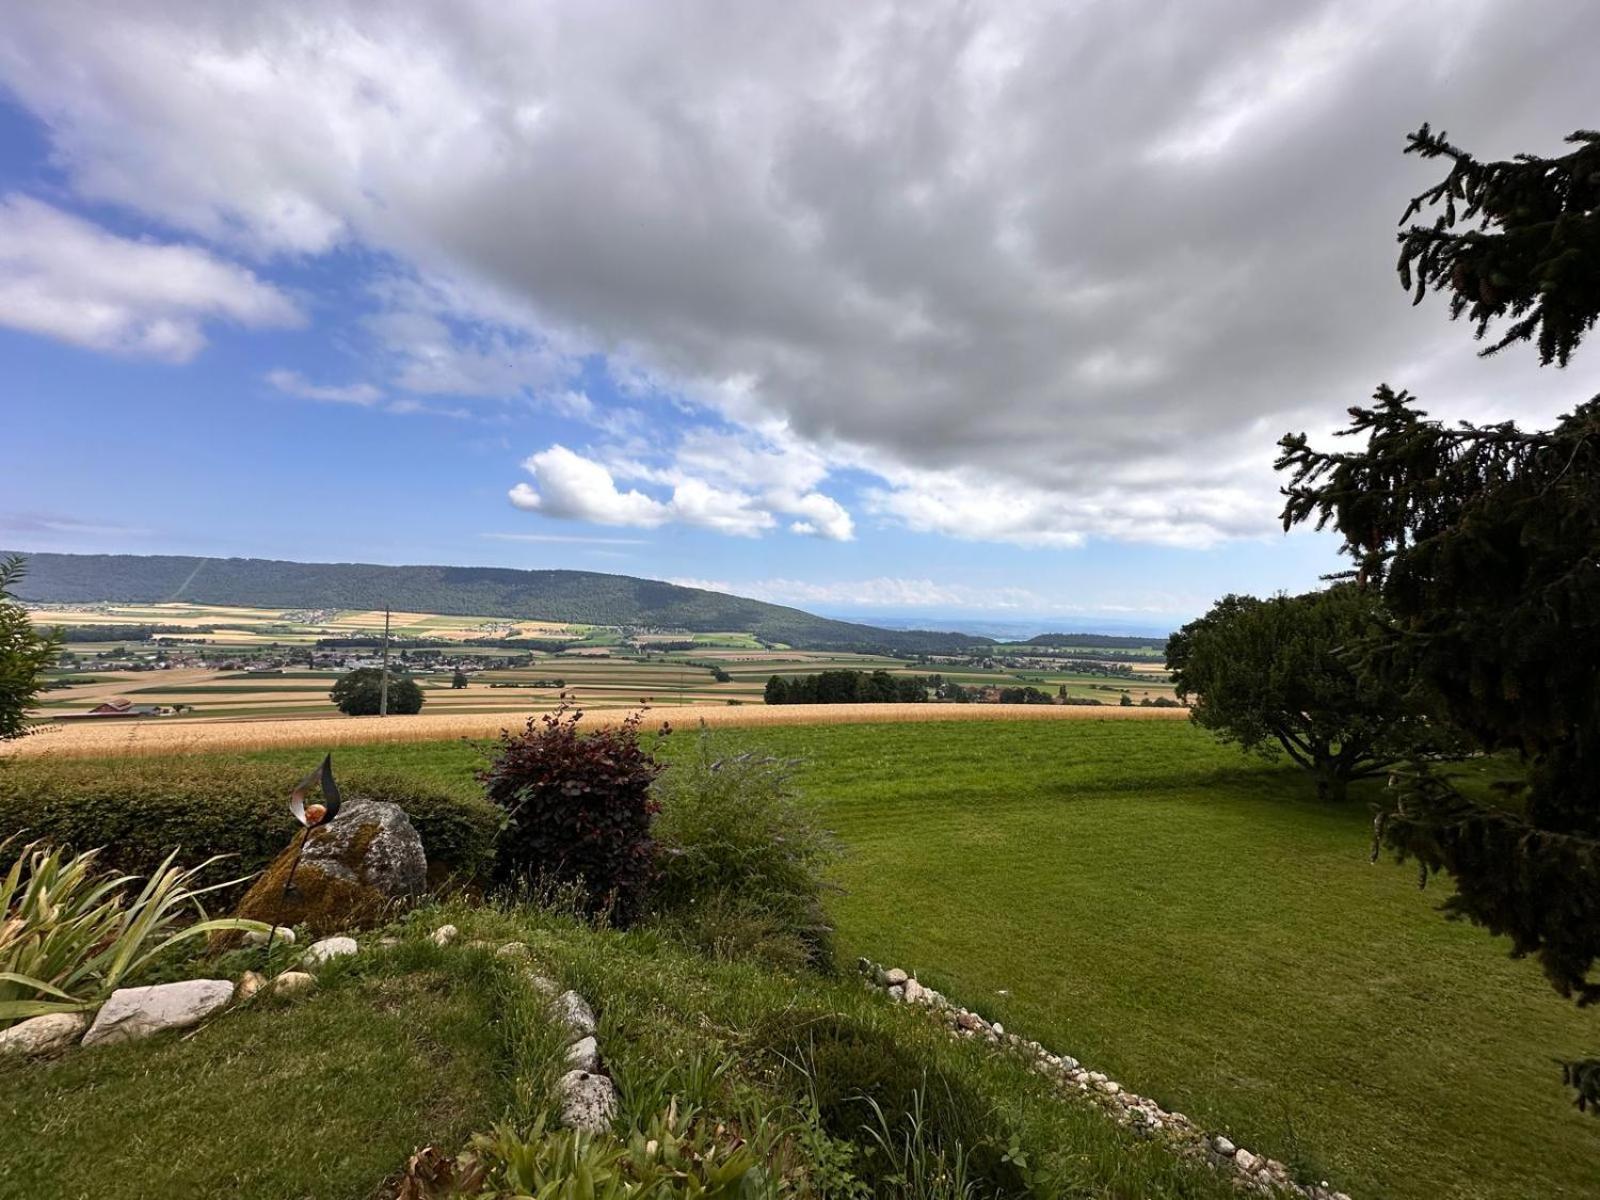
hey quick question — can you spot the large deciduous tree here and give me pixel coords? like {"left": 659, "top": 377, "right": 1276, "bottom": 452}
{"left": 0, "top": 556, "right": 61, "bottom": 742}
{"left": 329, "top": 667, "right": 424, "bottom": 716}
{"left": 1166, "top": 587, "right": 1422, "bottom": 802}
{"left": 1277, "top": 125, "right": 1600, "bottom": 1111}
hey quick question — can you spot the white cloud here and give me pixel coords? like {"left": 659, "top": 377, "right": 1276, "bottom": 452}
{"left": 266, "top": 368, "right": 381, "bottom": 405}
{"left": 509, "top": 446, "right": 670, "bottom": 527}
{"left": 0, "top": 194, "right": 300, "bottom": 362}
{"left": 4, "top": 4, "right": 1598, "bottom": 545}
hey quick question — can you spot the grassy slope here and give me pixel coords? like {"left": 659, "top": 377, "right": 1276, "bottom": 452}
{"left": 226, "top": 721, "right": 1600, "bottom": 1200}
{"left": 1, "top": 910, "right": 1237, "bottom": 1200}
{"left": 0, "top": 953, "right": 520, "bottom": 1200}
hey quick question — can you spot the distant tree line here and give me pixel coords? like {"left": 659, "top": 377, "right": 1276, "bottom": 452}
{"left": 56, "top": 624, "right": 217, "bottom": 643}
{"left": 765, "top": 670, "right": 930, "bottom": 705}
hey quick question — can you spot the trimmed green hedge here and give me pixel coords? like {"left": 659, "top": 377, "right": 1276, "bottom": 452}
{"left": 0, "top": 757, "right": 500, "bottom": 890}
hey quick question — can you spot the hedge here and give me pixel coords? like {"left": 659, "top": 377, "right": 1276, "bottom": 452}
{"left": 0, "top": 757, "right": 500, "bottom": 892}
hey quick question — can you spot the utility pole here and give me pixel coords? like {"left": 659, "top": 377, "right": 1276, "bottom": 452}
{"left": 379, "top": 605, "right": 391, "bottom": 717}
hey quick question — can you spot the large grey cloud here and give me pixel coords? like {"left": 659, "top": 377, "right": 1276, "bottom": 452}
{"left": 2, "top": 0, "right": 1597, "bottom": 546}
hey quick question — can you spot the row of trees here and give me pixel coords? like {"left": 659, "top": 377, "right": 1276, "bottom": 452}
{"left": 1172, "top": 124, "right": 1600, "bottom": 1111}
{"left": 764, "top": 670, "right": 930, "bottom": 705}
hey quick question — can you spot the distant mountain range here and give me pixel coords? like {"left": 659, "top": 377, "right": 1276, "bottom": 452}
{"left": 6, "top": 551, "right": 1168, "bottom": 654}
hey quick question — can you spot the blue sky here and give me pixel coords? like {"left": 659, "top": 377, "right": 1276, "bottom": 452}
{"left": 3, "top": 4, "right": 1595, "bottom": 633}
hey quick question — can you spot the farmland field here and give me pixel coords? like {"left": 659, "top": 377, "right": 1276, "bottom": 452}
{"left": 25, "top": 601, "right": 1178, "bottom": 726}
{"left": 97, "top": 717, "right": 1595, "bottom": 1200}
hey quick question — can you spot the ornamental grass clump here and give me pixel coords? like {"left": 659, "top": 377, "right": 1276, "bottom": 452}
{"left": 480, "top": 703, "right": 667, "bottom": 924}
{"left": 650, "top": 726, "right": 840, "bottom": 969}
{"left": 0, "top": 837, "right": 266, "bottom": 1027}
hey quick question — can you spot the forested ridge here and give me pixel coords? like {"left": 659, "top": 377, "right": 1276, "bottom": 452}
{"left": 6, "top": 551, "right": 992, "bottom": 653}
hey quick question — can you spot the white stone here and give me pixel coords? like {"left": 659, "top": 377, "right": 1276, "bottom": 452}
{"left": 82, "top": 980, "right": 233, "bottom": 1047}
{"left": 234, "top": 971, "right": 266, "bottom": 1002}
{"left": 1233, "top": 1148, "right": 1259, "bottom": 1173}
{"left": 566, "top": 1035, "right": 600, "bottom": 1072}
{"left": 1099, "top": 1080, "right": 1121, "bottom": 1095}
{"left": 902, "top": 978, "right": 926, "bottom": 1004}
{"left": 301, "top": 936, "right": 358, "bottom": 967}
{"left": 431, "top": 924, "right": 459, "bottom": 946}
{"left": 554, "top": 990, "right": 597, "bottom": 1038}
{"left": 884, "top": 967, "right": 908, "bottom": 986}
{"left": 557, "top": 1069, "right": 617, "bottom": 1133}
{"left": 991, "top": 1021, "right": 1004, "bottom": 1036}
{"left": 888, "top": 984, "right": 905, "bottom": 1002}
{"left": 527, "top": 972, "right": 560, "bottom": 998}
{"left": 1212, "top": 1135, "right": 1236, "bottom": 1157}
{"left": 0, "top": 1011, "right": 90, "bottom": 1057}
{"left": 244, "top": 926, "right": 296, "bottom": 947}
{"left": 272, "top": 971, "right": 318, "bottom": 996}
{"left": 496, "top": 941, "right": 531, "bottom": 960}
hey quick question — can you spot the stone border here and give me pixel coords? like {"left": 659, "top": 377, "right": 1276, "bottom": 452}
{"left": 445, "top": 928, "right": 619, "bottom": 1134}
{"left": 859, "top": 959, "right": 1352, "bottom": 1200}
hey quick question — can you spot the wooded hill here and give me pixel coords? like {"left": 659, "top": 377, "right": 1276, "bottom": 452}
{"left": 7, "top": 551, "right": 995, "bottom": 654}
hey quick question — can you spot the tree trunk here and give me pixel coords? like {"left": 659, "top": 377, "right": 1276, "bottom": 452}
{"left": 1312, "top": 759, "right": 1350, "bottom": 803}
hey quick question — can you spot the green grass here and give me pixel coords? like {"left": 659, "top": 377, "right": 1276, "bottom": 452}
{"left": 38, "top": 720, "right": 1599, "bottom": 1197}
{"left": 1, "top": 909, "right": 1239, "bottom": 1199}
{"left": 0, "top": 951, "right": 523, "bottom": 1200}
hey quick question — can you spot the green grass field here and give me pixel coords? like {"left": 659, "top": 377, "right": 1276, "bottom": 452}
{"left": 212, "top": 719, "right": 1599, "bottom": 1199}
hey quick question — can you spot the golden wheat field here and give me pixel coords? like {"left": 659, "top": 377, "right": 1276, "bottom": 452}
{"left": 6, "top": 702, "right": 1188, "bottom": 758}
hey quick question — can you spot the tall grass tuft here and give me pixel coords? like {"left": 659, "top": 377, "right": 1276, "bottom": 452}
{"left": 650, "top": 726, "right": 840, "bottom": 968}
{"left": 0, "top": 837, "right": 266, "bottom": 1026}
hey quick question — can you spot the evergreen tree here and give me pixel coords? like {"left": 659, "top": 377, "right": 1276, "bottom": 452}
{"left": 0, "top": 556, "right": 61, "bottom": 742}
{"left": 1278, "top": 124, "right": 1600, "bottom": 1111}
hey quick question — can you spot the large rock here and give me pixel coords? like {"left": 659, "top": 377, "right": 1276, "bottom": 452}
{"left": 82, "top": 980, "right": 233, "bottom": 1047}
{"left": 557, "top": 1069, "right": 617, "bottom": 1133}
{"left": 0, "top": 1012, "right": 90, "bottom": 1057}
{"left": 231, "top": 799, "right": 427, "bottom": 937}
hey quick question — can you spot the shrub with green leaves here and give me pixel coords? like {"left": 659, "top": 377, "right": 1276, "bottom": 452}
{"left": 0, "top": 837, "right": 266, "bottom": 1027}
{"left": 0, "top": 757, "right": 499, "bottom": 894}
{"left": 650, "top": 728, "right": 839, "bottom": 968}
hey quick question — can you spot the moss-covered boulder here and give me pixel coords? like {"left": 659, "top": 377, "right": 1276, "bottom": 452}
{"left": 232, "top": 799, "right": 427, "bottom": 936}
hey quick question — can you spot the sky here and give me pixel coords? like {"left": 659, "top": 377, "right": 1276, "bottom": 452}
{"left": 2, "top": 2, "right": 1597, "bottom": 633}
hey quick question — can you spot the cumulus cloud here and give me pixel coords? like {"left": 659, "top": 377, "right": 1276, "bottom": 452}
{"left": 0, "top": 194, "right": 300, "bottom": 361}
{"left": 508, "top": 444, "right": 776, "bottom": 537}
{"left": 4, "top": 3, "right": 1598, "bottom": 543}
{"left": 266, "top": 368, "right": 381, "bottom": 405}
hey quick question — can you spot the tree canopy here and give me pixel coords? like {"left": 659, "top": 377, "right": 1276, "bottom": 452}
{"left": 1166, "top": 587, "right": 1424, "bottom": 802}
{"left": 329, "top": 668, "right": 424, "bottom": 716}
{"left": 1278, "top": 125, "right": 1600, "bottom": 1111}
{"left": 0, "top": 556, "right": 61, "bottom": 742}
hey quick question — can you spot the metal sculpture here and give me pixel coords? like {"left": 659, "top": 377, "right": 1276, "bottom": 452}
{"left": 262, "top": 754, "right": 341, "bottom": 964}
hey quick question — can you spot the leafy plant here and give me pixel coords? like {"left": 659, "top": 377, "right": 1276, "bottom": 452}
{"left": 397, "top": 1102, "right": 774, "bottom": 1198}
{"left": 651, "top": 727, "right": 839, "bottom": 967}
{"left": 481, "top": 702, "right": 667, "bottom": 923}
{"left": 0, "top": 837, "right": 267, "bottom": 1026}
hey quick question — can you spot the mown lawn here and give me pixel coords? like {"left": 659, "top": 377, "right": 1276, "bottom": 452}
{"left": 216, "top": 720, "right": 1597, "bottom": 1195}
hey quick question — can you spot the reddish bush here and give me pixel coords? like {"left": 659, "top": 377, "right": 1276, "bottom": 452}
{"left": 480, "top": 703, "right": 668, "bottom": 922}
